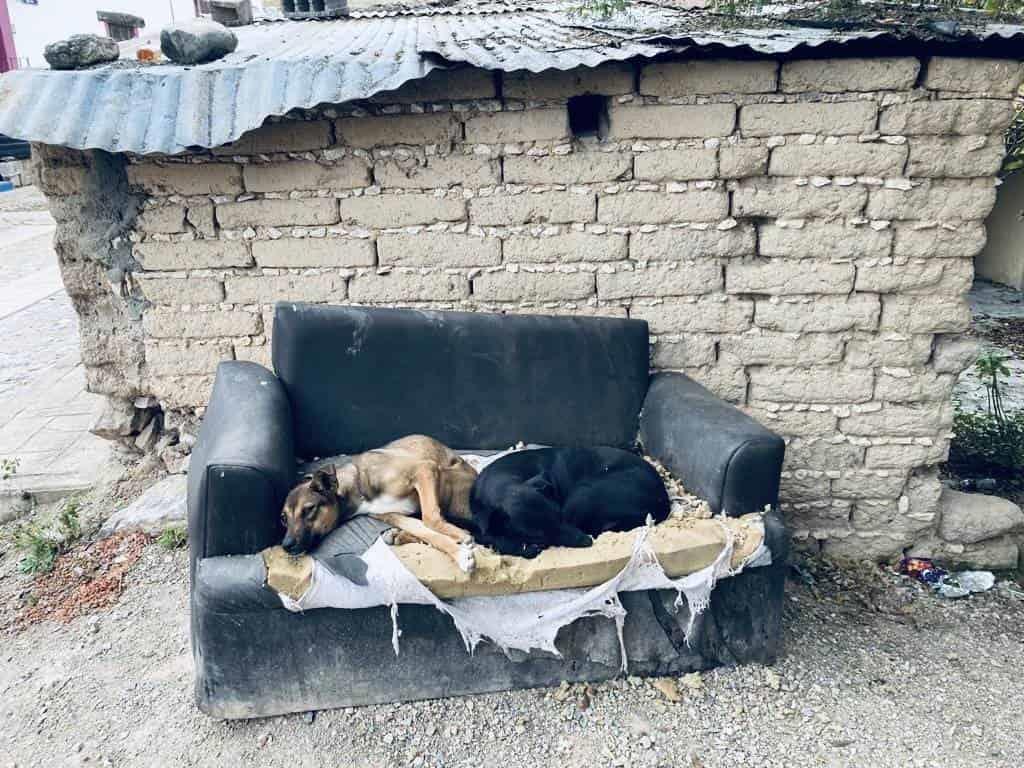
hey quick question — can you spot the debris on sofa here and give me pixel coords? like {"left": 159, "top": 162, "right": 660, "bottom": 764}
{"left": 160, "top": 19, "right": 238, "bottom": 65}
{"left": 44, "top": 34, "right": 120, "bottom": 70}
{"left": 264, "top": 512, "right": 770, "bottom": 667}
{"left": 99, "top": 474, "right": 187, "bottom": 536}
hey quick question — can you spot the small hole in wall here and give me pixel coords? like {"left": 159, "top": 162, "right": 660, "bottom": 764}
{"left": 568, "top": 94, "right": 609, "bottom": 140}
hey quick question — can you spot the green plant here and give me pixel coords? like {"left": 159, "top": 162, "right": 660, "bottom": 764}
{"left": 573, "top": 0, "right": 628, "bottom": 18}
{"left": 1, "top": 457, "right": 19, "bottom": 480}
{"left": 157, "top": 526, "right": 188, "bottom": 550}
{"left": 948, "top": 409, "right": 1024, "bottom": 486}
{"left": 13, "top": 497, "right": 84, "bottom": 575}
{"left": 14, "top": 525, "right": 60, "bottom": 575}
{"left": 976, "top": 351, "right": 1012, "bottom": 424}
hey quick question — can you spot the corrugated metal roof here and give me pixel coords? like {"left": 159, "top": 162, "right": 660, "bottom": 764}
{"left": 0, "top": 0, "right": 1021, "bottom": 155}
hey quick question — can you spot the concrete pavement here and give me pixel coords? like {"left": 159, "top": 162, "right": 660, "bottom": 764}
{"left": 0, "top": 186, "right": 112, "bottom": 521}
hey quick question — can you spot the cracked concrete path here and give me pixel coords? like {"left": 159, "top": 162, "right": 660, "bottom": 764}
{"left": 0, "top": 186, "right": 112, "bottom": 519}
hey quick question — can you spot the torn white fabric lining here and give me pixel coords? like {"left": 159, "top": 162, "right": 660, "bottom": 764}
{"left": 280, "top": 519, "right": 770, "bottom": 671}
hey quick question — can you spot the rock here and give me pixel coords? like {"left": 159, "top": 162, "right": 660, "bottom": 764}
{"left": 938, "top": 488, "right": 1024, "bottom": 545}
{"left": 651, "top": 678, "right": 681, "bottom": 702}
{"left": 91, "top": 399, "right": 149, "bottom": 439}
{"left": 134, "top": 419, "right": 160, "bottom": 452}
{"left": 100, "top": 475, "right": 187, "bottom": 537}
{"left": 160, "top": 19, "right": 237, "bottom": 65}
{"left": 44, "top": 34, "right": 120, "bottom": 70}
{"left": 952, "top": 536, "right": 1020, "bottom": 571}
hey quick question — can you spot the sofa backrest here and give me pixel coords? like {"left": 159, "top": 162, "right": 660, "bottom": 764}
{"left": 272, "top": 304, "right": 650, "bottom": 458}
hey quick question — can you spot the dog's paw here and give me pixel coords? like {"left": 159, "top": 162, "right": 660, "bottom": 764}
{"left": 381, "top": 528, "right": 398, "bottom": 545}
{"left": 457, "top": 542, "right": 476, "bottom": 574}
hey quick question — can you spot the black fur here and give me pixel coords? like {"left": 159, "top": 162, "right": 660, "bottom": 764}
{"left": 465, "top": 447, "right": 671, "bottom": 558}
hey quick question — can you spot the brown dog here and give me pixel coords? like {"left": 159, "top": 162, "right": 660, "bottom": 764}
{"left": 280, "top": 435, "right": 478, "bottom": 572}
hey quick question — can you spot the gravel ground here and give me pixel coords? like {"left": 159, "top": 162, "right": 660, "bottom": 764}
{"left": 2, "top": 500, "right": 1022, "bottom": 768}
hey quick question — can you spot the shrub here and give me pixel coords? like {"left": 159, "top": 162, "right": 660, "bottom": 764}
{"left": 947, "top": 409, "right": 1024, "bottom": 487}
{"left": 13, "top": 496, "right": 84, "bottom": 575}
{"left": 157, "top": 526, "right": 188, "bottom": 550}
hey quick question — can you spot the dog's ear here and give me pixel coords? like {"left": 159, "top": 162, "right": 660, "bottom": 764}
{"left": 310, "top": 467, "right": 339, "bottom": 497}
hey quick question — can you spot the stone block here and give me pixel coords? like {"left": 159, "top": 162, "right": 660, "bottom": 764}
{"left": 137, "top": 205, "right": 186, "bottom": 234}
{"left": 634, "top": 149, "right": 717, "bottom": 181}
{"left": 892, "top": 222, "right": 987, "bottom": 259}
{"left": 780, "top": 57, "right": 920, "bottom": 93}
{"left": 336, "top": 113, "right": 461, "bottom": 148}
{"left": 631, "top": 297, "right": 753, "bottom": 334}
{"left": 502, "top": 152, "right": 633, "bottom": 185}
{"left": 233, "top": 343, "right": 271, "bottom": 367}
{"left": 879, "top": 99, "right": 1014, "bottom": 136}
{"left": 938, "top": 487, "right": 1024, "bottom": 545}
{"left": 134, "top": 239, "right": 252, "bottom": 270}
{"left": 718, "top": 145, "right": 769, "bottom": 178}
{"left": 471, "top": 191, "right": 595, "bottom": 225}
{"left": 143, "top": 310, "right": 260, "bottom": 338}
{"left": 726, "top": 259, "right": 854, "bottom": 294}
{"left": 780, "top": 473, "right": 831, "bottom": 502}
{"left": 216, "top": 198, "right": 339, "bottom": 228}
{"left": 720, "top": 331, "right": 844, "bottom": 366}
{"left": 224, "top": 273, "right": 346, "bottom": 304}
{"left": 755, "top": 295, "right": 880, "bottom": 332}
{"left": 768, "top": 143, "right": 907, "bottom": 177}
{"left": 214, "top": 120, "right": 331, "bottom": 155}
{"left": 905, "top": 136, "right": 1005, "bottom": 178}
{"left": 372, "top": 68, "right": 496, "bottom": 102}
{"left": 640, "top": 59, "right": 778, "bottom": 96}
{"left": 629, "top": 225, "right": 756, "bottom": 260}
{"left": 136, "top": 276, "right": 225, "bottom": 305}
{"left": 338, "top": 194, "right": 466, "bottom": 228}
{"left": 742, "top": 406, "right": 838, "bottom": 437}
{"left": 854, "top": 257, "right": 973, "bottom": 295}
{"left": 145, "top": 341, "right": 234, "bottom": 375}
{"left": 866, "top": 180, "right": 997, "bottom": 221}
{"left": 651, "top": 335, "right": 717, "bottom": 369}
{"left": 844, "top": 333, "right": 933, "bottom": 368}
{"left": 504, "top": 63, "right": 635, "bottom": 99}
{"left": 840, "top": 404, "right": 946, "bottom": 436}
{"left": 733, "top": 179, "right": 867, "bottom": 219}
{"left": 597, "top": 190, "right": 728, "bottom": 224}
{"left": 242, "top": 159, "right": 371, "bottom": 192}
{"left": 683, "top": 360, "right": 748, "bottom": 404}
{"left": 472, "top": 271, "right": 595, "bottom": 302}
{"left": 348, "top": 272, "right": 470, "bottom": 302}
{"left": 880, "top": 295, "right": 971, "bottom": 333}
{"left": 875, "top": 370, "right": 954, "bottom": 402}
{"left": 127, "top": 162, "right": 242, "bottom": 195}
{"left": 739, "top": 101, "right": 877, "bottom": 137}
{"left": 924, "top": 57, "right": 1024, "bottom": 97}
{"left": 749, "top": 367, "right": 874, "bottom": 404}
{"left": 597, "top": 262, "right": 722, "bottom": 299}
{"left": 831, "top": 471, "right": 908, "bottom": 499}
{"left": 503, "top": 232, "right": 626, "bottom": 263}
{"left": 865, "top": 442, "right": 946, "bottom": 469}
{"left": 252, "top": 237, "right": 375, "bottom": 268}
{"left": 759, "top": 222, "right": 892, "bottom": 259}
{"left": 375, "top": 155, "right": 499, "bottom": 189}
{"left": 931, "top": 334, "right": 980, "bottom": 374}
{"left": 149, "top": 375, "right": 215, "bottom": 408}
{"left": 187, "top": 204, "right": 216, "bottom": 236}
{"left": 607, "top": 104, "right": 736, "bottom": 139}
{"left": 784, "top": 438, "right": 865, "bottom": 470}
{"left": 464, "top": 109, "right": 570, "bottom": 144}
{"left": 377, "top": 233, "right": 501, "bottom": 267}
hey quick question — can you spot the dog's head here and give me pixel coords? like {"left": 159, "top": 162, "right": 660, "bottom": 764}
{"left": 281, "top": 467, "right": 342, "bottom": 555}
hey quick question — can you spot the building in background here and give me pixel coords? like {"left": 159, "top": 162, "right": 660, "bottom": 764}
{"left": 1, "top": 0, "right": 197, "bottom": 69}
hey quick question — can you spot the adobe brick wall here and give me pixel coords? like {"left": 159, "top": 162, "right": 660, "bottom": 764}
{"left": 35, "top": 55, "right": 1024, "bottom": 560}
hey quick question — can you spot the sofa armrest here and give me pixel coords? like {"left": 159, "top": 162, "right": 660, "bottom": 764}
{"left": 187, "top": 362, "right": 296, "bottom": 583}
{"left": 640, "top": 372, "right": 785, "bottom": 517}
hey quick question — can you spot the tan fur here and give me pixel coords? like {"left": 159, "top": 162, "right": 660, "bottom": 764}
{"left": 282, "top": 435, "right": 478, "bottom": 570}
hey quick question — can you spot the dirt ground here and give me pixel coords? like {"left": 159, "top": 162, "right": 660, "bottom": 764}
{"left": 2, "top": 496, "right": 1023, "bottom": 768}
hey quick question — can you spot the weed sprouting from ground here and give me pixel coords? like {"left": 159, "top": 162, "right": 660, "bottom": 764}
{"left": 1, "top": 457, "right": 19, "bottom": 480}
{"left": 156, "top": 526, "right": 188, "bottom": 550}
{"left": 14, "top": 496, "right": 84, "bottom": 575}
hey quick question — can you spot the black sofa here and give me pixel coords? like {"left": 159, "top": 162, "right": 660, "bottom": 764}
{"left": 188, "top": 303, "right": 788, "bottom": 719}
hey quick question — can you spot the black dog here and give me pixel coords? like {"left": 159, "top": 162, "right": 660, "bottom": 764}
{"left": 465, "top": 447, "right": 671, "bottom": 558}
